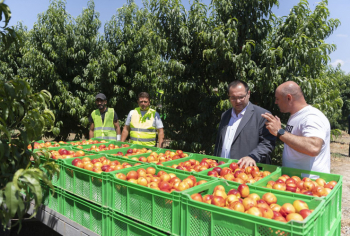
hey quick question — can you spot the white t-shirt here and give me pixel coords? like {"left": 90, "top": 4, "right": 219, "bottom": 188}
{"left": 282, "top": 105, "right": 330, "bottom": 173}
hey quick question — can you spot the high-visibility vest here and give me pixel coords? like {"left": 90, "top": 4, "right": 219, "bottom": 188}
{"left": 130, "top": 107, "right": 157, "bottom": 146}
{"left": 91, "top": 108, "right": 117, "bottom": 140}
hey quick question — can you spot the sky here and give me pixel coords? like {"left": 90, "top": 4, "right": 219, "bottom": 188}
{"left": 6, "top": 0, "right": 350, "bottom": 73}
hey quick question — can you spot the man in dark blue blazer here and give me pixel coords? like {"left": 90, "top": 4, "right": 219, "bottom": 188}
{"left": 214, "top": 80, "right": 276, "bottom": 167}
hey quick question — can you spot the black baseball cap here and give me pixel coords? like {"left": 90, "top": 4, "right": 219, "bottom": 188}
{"left": 95, "top": 93, "right": 107, "bottom": 100}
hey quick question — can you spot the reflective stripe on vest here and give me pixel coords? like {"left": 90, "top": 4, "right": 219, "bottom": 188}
{"left": 129, "top": 108, "right": 157, "bottom": 146}
{"left": 94, "top": 127, "right": 115, "bottom": 131}
{"left": 130, "top": 128, "right": 157, "bottom": 132}
{"left": 91, "top": 108, "right": 117, "bottom": 140}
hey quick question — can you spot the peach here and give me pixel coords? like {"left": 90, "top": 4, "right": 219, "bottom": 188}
{"left": 280, "top": 203, "right": 296, "bottom": 217}
{"left": 226, "top": 194, "right": 239, "bottom": 206}
{"left": 191, "top": 193, "right": 203, "bottom": 202}
{"left": 293, "top": 200, "right": 309, "bottom": 213}
{"left": 229, "top": 201, "right": 245, "bottom": 213}
{"left": 242, "top": 197, "right": 257, "bottom": 211}
{"left": 246, "top": 207, "right": 262, "bottom": 217}
{"left": 212, "top": 196, "right": 225, "bottom": 207}
{"left": 270, "top": 203, "right": 281, "bottom": 212}
{"left": 237, "top": 184, "right": 250, "bottom": 198}
{"left": 315, "top": 178, "right": 326, "bottom": 187}
{"left": 286, "top": 213, "right": 304, "bottom": 222}
{"left": 203, "top": 194, "right": 213, "bottom": 204}
{"left": 299, "top": 209, "right": 312, "bottom": 219}
{"left": 262, "top": 193, "right": 277, "bottom": 205}
{"left": 274, "top": 216, "right": 287, "bottom": 223}
{"left": 213, "top": 189, "right": 228, "bottom": 200}
{"left": 259, "top": 207, "right": 274, "bottom": 219}
{"left": 247, "top": 193, "right": 260, "bottom": 202}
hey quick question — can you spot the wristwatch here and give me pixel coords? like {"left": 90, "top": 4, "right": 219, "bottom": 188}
{"left": 277, "top": 129, "right": 285, "bottom": 138}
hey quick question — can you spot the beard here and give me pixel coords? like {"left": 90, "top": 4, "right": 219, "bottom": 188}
{"left": 97, "top": 104, "right": 106, "bottom": 110}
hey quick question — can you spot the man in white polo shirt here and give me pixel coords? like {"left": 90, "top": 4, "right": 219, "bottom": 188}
{"left": 262, "top": 81, "right": 330, "bottom": 173}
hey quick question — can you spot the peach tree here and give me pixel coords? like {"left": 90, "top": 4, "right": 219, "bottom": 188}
{"left": 0, "top": 1, "right": 59, "bottom": 230}
{"left": 0, "top": 78, "right": 59, "bottom": 230}
{"left": 146, "top": 0, "right": 342, "bottom": 163}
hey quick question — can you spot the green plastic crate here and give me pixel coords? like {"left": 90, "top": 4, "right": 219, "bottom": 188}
{"left": 108, "top": 209, "right": 169, "bottom": 236}
{"left": 329, "top": 213, "right": 341, "bottom": 236}
{"left": 40, "top": 184, "right": 62, "bottom": 213}
{"left": 161, "top": 153, "right": 233, "bottom": 172}
{"left": 253, "top": 166, "right": 343, "bottom": 234}
{"left": 181, "top": 179, "right": 327, "bottom": 236}
{"left": 61, "top": 190, "right": 109, "bottom": 236}
{"left": 59, "top": 154, "right": 144, "bottom": 206}
{"left": 198, "top": 162, "right": 280, "bottom": 185}
{"left": 34, "top": 146, "right": 89, "bottom": 187}
{"left": 107, "top": 165, "right": 213, "bottom": 235}
{"left": 35, "top": 146, "right": 95, "bottom": 187}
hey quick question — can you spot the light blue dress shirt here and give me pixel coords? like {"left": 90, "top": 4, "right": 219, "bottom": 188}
{"left": 220, "top": 104, "right": 249, "bottom": 158}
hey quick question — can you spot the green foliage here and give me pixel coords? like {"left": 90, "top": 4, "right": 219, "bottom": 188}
{"left": 0, "top": 0, "right": 18, "bottom": 49}
{"left": 329, "top": 66, "right": 350, "bottom": 130}
{"left": 145, "top": 0, "right": 342, "bottom": 161}
{"left": 103, "top": 0, "right": 167, "bottom": 117}
{"left": 0, "top": 79, "right": 59, "bottom": 230}
{"left": 0, "top": 0, "right": 344, "bottom": 167}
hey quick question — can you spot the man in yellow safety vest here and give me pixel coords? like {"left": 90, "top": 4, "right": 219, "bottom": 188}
{"left": 89, "top": 93, "right": 121, "bottom": 140}
{"left": 121, "top": 92, "right": 164, "bottom": 147}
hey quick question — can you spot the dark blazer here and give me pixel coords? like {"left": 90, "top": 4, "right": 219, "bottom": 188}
{"left": 214, "top": 103, "right": 276, "bottom": 164}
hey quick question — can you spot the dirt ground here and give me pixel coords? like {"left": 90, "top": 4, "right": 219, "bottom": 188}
{"left": 330, "top": 131, "right": 350, "bottom": 235}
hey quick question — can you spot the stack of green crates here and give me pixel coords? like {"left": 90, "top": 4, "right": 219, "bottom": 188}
{"left": 36, "top": 139, "right": 342, "bottom": 236}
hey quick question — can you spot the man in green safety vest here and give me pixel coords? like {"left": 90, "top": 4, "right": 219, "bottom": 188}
{"left": 89, "top": 93, "right": 121, "bottom": 140}
{"left": 121, "top": 92, "right": 164, "bottom": 147}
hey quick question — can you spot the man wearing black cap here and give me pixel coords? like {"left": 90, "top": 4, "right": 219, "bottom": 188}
{"left": 89, "top": 93, "right": 121, "bottom": 140}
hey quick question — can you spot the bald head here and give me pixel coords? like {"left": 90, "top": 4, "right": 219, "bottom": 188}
{"left": 275, "top": 81, "right": 307, "bottom": 114}
{"left": 277, "top": 81, "right": 304, "bottom": 101}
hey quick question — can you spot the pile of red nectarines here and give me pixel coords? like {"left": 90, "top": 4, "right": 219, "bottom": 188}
{"left": 110, "top": 148, "right": 154, "bottom": 158}
{"left": 71, "top": 156, "right": 141, "bottom": 173}
{"left": 265, "top": 175, "right": 337, "bottom": 197}
{"left": 165, "top": 158, "right": 226, "bottom": 172}
{"left": 130, "top": 150, "right": 188, "bottom": 164}
{"left": 69, "top": 140, "right": 107, "bottom": 146}
{"left": 77, "top": 143, "right": 129, "bottom": 152}
{"left": 115, "top": 167, "right": 207, "bottom": 193}
{"left": 191, "top": 184, "right": 314, "bottom": 222}
{"left": 28, "top": 141, "right": 63, "bottom": 149}
{"left": 37, "top": 148, "right": 91, "bottom": 160}
{"left": 207, "top": 163, "right": 271, "bottom": 184}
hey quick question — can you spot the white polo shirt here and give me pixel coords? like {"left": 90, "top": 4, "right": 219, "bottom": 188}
{"left": 220, "top": 104, "right": 249, "bottom": 158}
